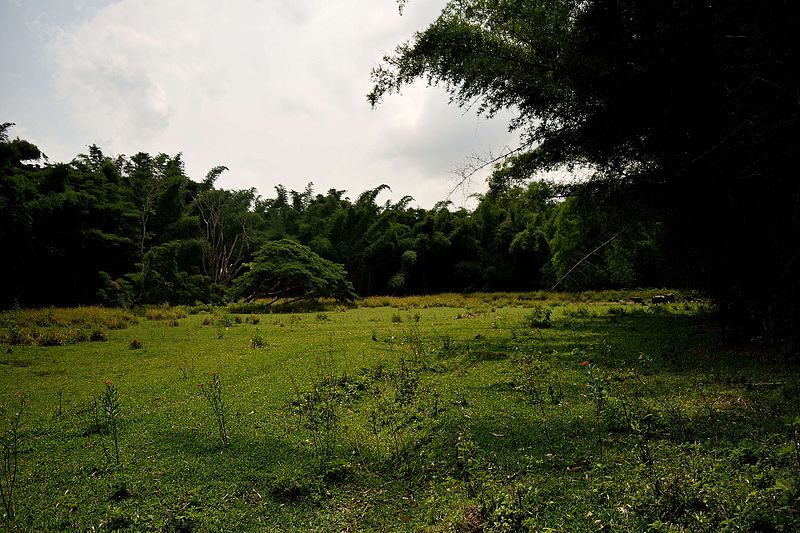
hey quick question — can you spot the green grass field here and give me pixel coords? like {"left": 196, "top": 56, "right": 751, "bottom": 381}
{"left": 1, "top": 293, "right": 798, "bottom": 531}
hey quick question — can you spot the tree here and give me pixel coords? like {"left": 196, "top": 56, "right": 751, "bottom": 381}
{"left": 194, "top": 167, "right": 256, "bottom": 286}
{"left": 0, "top": 123, "right": 39, "bottom": 306}
{"left": 231, "top": 239, "right": 357, "bottom": 305}
{"left": 371, "top": 0, "right": 800, "bottom": 343}
{"left": 472, "top": 180, "right": 557, "bottom": 290}
{"left": 123, "top": 153, "right": 171, "bottom": 261}
{"left": 122, "top": 240, "right": 212, "bottom": 305}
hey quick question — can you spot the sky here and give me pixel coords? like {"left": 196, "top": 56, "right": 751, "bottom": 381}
{"left": 0, "top": 0, "right": 521, "bottom": 208}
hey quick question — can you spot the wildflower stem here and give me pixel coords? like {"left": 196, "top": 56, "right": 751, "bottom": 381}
{"left": 200, "top": 372, "right": 229, "bottom": 448}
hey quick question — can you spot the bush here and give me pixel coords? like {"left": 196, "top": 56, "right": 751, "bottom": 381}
{"left": 96, "top": 272, "right": 134, "bottom": 308}
{"left": 250, "top": 331, "right": 266, "bottom": 349}
{"left": 522, "top": 306, "right": 552, "bottom": 328}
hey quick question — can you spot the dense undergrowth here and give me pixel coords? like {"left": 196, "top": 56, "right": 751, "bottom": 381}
{"left": 0, "top": 292, "right": 797, "bottom": 531}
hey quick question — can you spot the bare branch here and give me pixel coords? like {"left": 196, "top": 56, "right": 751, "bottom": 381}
{"left": 550, "top": 227, "right": 629, "bottom": 291}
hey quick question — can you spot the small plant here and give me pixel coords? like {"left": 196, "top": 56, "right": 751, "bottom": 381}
{"left": 216, "top": 315, "right": 235, "bottom": 328}
{"left": 128, "top": 339, "right": 143, "bottom": 350}
{"left": 516, "top": 357, "right": 561, "bottom": 444}
{"left": 292, "top": 380, "right": 339, "bottom": 464}
{"left": 178, "top": 358, "right": 196, "bottom": 380}
{"left": 367, "top": 400, "right": 382, "bottom": 463}
{"left": 456, "top": 432, "right": 490, "bottom": 501}
{"left": 585, "top": 363, "right": 609, "bottom": 461}
{"left": 250, "top": 330, "right": 266, "bottom": 349}
{"left": 92, "top": 380, "right": 122, "bottom": 466}
{"left": 1, "top": 392, "right": 29, "bottom": 523}
{"left": 522, "top": 305, "right": 551, "bottom": 329}
{"left": 624, "top": 404, "right": 660, "bottom": 498}
{"left": 198, "top": 372, "right": 229, "bottom": 448}
{"left": 110, "top": 481, "right": 134, "bottom": 501}
{"left": 395, "top": 354, "right": 419, "bottom": 405}
{"left": 788, "top": 416, "right": 800, "bottom": 476}
{"left": 437, "top": 333, "right": 457, "bottom": 356}
{"left": 402, "top": 326, "right": 428, "bottom": 366}
{"left": 55, "top": 389, "right": 63, "bottom": 418}
{"left": 6, "top": 305, "right": 23, "bottom": 346}
{"left": 391, "top": 312, "right": 402, "bottom": 323}
{"left": 102, "top": 381, "right": 122, "bottom": 465}
{"left": 90, "top": 327, "right": 107, "bottom": 342}
{"left": 315, "top": 313, "right": 329, "bottom": 321}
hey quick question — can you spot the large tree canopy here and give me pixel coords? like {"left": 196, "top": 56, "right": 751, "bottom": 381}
{"left": 231, "top": 239, "right": 357, "bottom": 305}
{"left": 371, "top": 0, "right": 800, "bottom": 343}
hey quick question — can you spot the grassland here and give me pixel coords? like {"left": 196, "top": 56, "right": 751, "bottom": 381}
{"left": 0, "top": 293, "right": 798, "bottom": 531}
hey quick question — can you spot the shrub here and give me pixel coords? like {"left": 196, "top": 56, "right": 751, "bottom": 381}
{"left": 96, "top": 271, "right": 134, "bottom": 308}
{"left": 522, "top": 306, "right": 551, "bottom": 328}
{"left": 90, "top": 328, "right": 107, "bottom": 342}
{"left": 217, "top": 315, "right": 235, "bottom": 328}
{"left": 250, "top": 331, "right": 266, "bottom": 349}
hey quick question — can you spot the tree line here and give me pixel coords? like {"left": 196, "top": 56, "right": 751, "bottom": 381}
{"left": 1, "top": 122, "right": 671, "bottom": 309}
{"left": 2, "top": 0, "right": 798, "bottom": 345}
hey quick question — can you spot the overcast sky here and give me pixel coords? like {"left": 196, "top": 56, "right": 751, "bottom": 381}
{"left": 0, "top": 0, "right": 521, "bottom": 208}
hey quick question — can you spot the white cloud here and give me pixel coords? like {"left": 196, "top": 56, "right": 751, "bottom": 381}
{"left": 48, "top": 0, "right": 519, "bottom": 207}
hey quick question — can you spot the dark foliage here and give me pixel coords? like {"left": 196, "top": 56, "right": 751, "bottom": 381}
{"left": 370, "top": 0, "right": 800, "bottom": 344}
{"left": 232, "top": 239, "right": 357, "bottom": 305}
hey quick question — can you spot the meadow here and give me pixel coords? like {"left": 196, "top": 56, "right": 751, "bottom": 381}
{"left": 0, "top": 292, "right": 798, "bottom": 531}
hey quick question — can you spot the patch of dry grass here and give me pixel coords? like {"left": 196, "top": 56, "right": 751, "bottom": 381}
{"left": 0, "top": 306, "right": 137, "bottom": 346}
